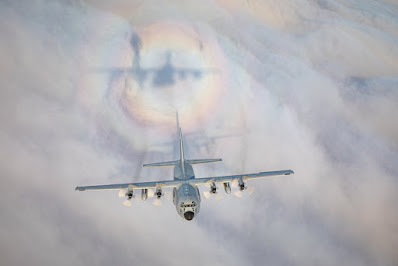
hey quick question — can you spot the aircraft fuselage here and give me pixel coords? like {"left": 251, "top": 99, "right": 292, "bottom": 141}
{"left": 173, "top": 162, "right": 201, "bottom": 221}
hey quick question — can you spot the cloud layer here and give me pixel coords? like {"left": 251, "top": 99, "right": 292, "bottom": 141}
{"left": 0, "top": 0, "right": 397, "bottom": 265}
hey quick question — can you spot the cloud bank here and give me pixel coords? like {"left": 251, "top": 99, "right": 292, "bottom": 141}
{"left": 0, "top": 0, "right": 397, "bottom": 265}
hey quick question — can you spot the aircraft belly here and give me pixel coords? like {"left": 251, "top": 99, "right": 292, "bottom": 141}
{"left": 175, "top": 184, "right": 201, "bottom": 219}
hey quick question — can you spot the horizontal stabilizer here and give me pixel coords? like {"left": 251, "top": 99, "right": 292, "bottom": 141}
{"left": 143, "top": 160, "right": 179, "bottom": 167}
{"left": 186, "top": 159, "right": 222, "bottom": 165}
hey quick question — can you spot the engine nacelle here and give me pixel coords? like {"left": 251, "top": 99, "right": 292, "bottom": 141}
{"left": 127, "top": 191, "right": 133, "bottom": 200}
{"left": 223, "top": 182, "right": 231, "bottom": 194}
{"left": 141, "top": 189, "right": 148, "bottom": 201}
{"left": 238, "top": 178, "right": 245, "bottom": 191}
{"left": 156, "top": 187, "right": 162, "bottom": 198}
{"left": 210, "top": 182, "right": 217, "bottom": 194}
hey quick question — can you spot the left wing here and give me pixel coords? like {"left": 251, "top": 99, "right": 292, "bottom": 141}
{"left": 188, "top": 169, "right": 294, "bottom": 186}
{"left": 75, "top": 179, "right": 181, "bottom": 191}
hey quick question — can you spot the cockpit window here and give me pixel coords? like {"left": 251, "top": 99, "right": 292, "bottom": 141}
{"left": 182, "top": 202, "right": 196, "bottom": 208}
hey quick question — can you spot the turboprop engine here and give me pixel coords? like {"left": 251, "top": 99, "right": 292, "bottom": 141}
{"left": 126, "top": 190, "right": 133, "bottom": 200}
{"left": 156, "top": 187, "right": 162, "bottom": 198}
{"left": 210, "top": 182, "right": 217, "bottom": 194}
{"left": 238, "top": 178, "right": 246, "bottom": 191}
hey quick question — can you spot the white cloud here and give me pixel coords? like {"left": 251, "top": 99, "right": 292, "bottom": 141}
{"left": 0, "top": 0, "right": 397, "bottom": 265}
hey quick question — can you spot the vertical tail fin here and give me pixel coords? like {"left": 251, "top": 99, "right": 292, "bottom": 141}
{"left": 179, "top": 127, "right": 185, "bottom": 163}
{"left": 143, "top": 112, "right": 222, "bottom": 168}
{"left": 142, "top": 112, "right": 185, "bottom": 168}
{"left": 176, "top": 111, "right": 180, "bottom": 135}
{"left": 177, "top": 112, "right": 185, "bottom": 174}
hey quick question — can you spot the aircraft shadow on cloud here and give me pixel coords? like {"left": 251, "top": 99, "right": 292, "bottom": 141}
{"left": 152, "top": 128, "right": 246, "bottom": 154}
{"left": 76, "top": 113, "right": 294, "bottom": 221}
{"left": 92, "top": 33, "right": 219, "bottom": 89}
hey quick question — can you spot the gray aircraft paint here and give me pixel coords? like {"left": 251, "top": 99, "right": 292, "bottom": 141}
{"left": 76, "top": 114, "right": 293, "bottom": 220}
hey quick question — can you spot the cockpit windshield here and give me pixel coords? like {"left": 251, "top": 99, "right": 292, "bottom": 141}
{"left": 180, "top": 202, "right": 196, "bottom": 208}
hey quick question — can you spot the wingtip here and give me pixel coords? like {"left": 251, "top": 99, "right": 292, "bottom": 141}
{"left": 283, "top": 170, "right": 294, "bottom": 175}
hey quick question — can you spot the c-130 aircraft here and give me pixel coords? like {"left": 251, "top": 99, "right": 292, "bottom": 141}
{"left": 76, "top": 115, "right": 294, "bottom": 221}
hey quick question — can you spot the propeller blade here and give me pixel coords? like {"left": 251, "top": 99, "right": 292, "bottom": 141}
{"left": 231, "top": 180, "right": 239, "bottom": 189}
{"left": 147, "top": 189, "right": 155, "bottom": 198}
{"left": 152, "top": 198, "right": 162, "bottom": 206}
{"left": 248, "top": 187, "right": 255, "bottom": 195}
{"left": 233, "top": 190, "right": 243, "bottom": 198}
{"left": 203, "top": 191, "right": 223, "bottom": 200}
{"left": 164, "top": 191, "right": 172, "bottom": 201}
{"left": 118, "top": 188, "right": 127, "bottom": 198}
{"left": 203, "top": 191, "right": 211, "bottom": 199}
{"left": 122, "top": 200, "right": 132, "bottom": 207}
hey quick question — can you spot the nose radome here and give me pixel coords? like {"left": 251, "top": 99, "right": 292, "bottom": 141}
{"left": 184, "top": 211, "right": 194, "bottom": 221}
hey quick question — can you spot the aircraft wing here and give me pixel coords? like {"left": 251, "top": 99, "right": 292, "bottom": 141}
{"left": 75, "top": 170, "right": 294, "bottom": 192}
{"left": 188, "top": 169, "right": 294, "bottom": 186}
{"left": 75, "top": 179, "right": 181, "bottom": 191}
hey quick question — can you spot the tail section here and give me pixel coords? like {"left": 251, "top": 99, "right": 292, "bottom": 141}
{"left": 143, "top": 112, "right": 222, "bottom": 168}
{"left": 186, "top": 159, "right": 222, "bottom": 164}
{"left": 176, "top": 112, "right": 184, "bottom": 163}
{"left": 143, "top": 158, "right": 222, "bottom": 167}
{"left": 178, "top": 126, "right": 186, "bottom": 175}
{"left": 179, "top": 127, "right": 185, "bottom": 163}
{"left": 143, "top": 160, "right": 179, "bottom": 167}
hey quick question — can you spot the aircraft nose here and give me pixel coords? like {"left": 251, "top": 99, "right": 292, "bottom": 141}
{"left": 184, "top": 211, "right": 194, "bottom": 221}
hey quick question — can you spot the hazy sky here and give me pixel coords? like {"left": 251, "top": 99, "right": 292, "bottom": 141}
{"left": 1, "top": 0, "right": 397, "bottom": 265}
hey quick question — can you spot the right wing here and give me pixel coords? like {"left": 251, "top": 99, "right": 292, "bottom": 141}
{"left": 188, "top": 169, "right": 294, "bottom": 186}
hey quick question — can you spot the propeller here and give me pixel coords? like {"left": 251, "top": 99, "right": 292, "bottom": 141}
{"left": 233, "top": 185, "right": 255, "bottom": 198}
{"left": 203, "top": 191, "right": 212, "bottom": 199}
{"left": 119, "top": 188, "right": 139, "bottom": 207}
{"left": 118, "top": 188, "right": 128, "bottom": 198}
{"left": 202, "top": 190, "right": 224, "bottom": 201}
{"left": 120, "top": 188, "right": 136, "bottom": 207}
{"left": 233, "top": 190, "right": 243, "bottom": 198}
{"left": 152, "top": 198, "right": 162, "bottom": 206}
{"left": 119, "top": 188, "right": 171, "bottom": 207}
{"left": 164, "top": 191, "right": 172, "bottom": 201}
{"left": 147, "top": 188, "right": 155, "bottom": 198}
{"left": 151, "top": 191, "right": 172, "bottom": 206}
{"left": 122, "top": 200, "right": 132, "bottom": 207}
{"left": 231, "top": 180, "right": 239, "bottom": 189}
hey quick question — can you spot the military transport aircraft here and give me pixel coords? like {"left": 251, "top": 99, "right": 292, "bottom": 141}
{"left": 75, "top": 115, "right": 294, "bottom": 221}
